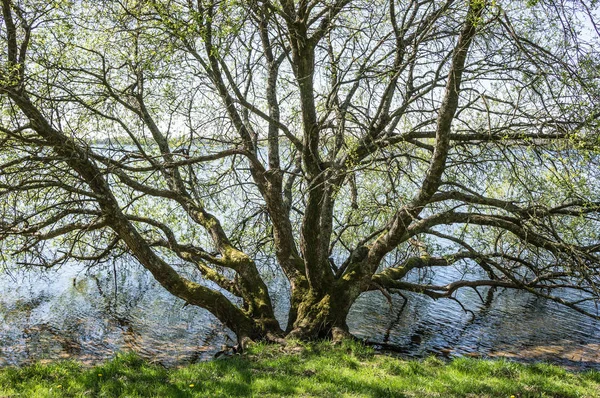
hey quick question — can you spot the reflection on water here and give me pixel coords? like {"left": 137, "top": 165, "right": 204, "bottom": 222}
{"left": 1, "top": 263, "right": 599, "bottom": 369}
{"left": 0, "top": 265, "right": 232, "bottom": 367}
{"left": 349, "top": 279, "right": 600, "bottom": 369}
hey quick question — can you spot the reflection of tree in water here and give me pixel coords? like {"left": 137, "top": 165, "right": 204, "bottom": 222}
{"left": 379, "top": 261, "right": 557, "bottom": 356}
{"left": 380, "top": 286, "right": 498, "bottom": 355}
{"left": 2, "top": 288, "right": 99, "bottom": 363}
{"left": 1, "top": 263, "right": 226, "bottom": 366}
{"left": 90, "top": 270, "right": 142, "bottom": 353}
{"left": 378, "top": 284, "right": 600, "bottom": 369}
{"left": 382, "top": 292, "right": 407, "bottom": 344}
{"left": 4, "top": 263, "right": 600, "bottom": 368}
{"left": 22, "top": 322, "right": 82, "bottom": 358}
{"left": 5, "top": 295, "right": 56, "bottom": 361}
{"left": 85, "top": 264, "right": 227, "bottom": 365}
{"left": 430, "top": 287, "right": 498, "bottom": 356}
{"left": 16, "top": 273, "right": 117, "bottom": 363}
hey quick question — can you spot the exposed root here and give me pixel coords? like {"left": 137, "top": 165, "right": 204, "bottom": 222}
{"left": 331, "top": 326, "right": 355, "bottom": 343}
{"left": 265, "top": 332, "right": 288, "bottom": 346}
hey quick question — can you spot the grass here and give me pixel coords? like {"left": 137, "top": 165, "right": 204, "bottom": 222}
{"left": 1, "top": 340, "right": 599, "bottom": 397}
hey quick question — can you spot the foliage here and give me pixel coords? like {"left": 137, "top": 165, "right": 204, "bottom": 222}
{"left": 1, "top": 0, "right": 600, "bottom": 341}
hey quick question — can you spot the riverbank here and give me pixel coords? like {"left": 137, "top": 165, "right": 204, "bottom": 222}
{"left": 1, "top": 340, "right": 598, "bottom": 397}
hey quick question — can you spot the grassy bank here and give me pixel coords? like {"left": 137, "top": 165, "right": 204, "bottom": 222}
{"left": 1, "top": 341, "right": 599, "bottom": 397}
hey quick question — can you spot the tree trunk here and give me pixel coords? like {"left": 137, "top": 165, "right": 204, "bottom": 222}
{"left": 286, "top": 280, "right": 360, "bottom": 341}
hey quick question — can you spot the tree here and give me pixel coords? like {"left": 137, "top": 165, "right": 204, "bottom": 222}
{"left": 1, "top": 0, "right": 600, "bottom": 344}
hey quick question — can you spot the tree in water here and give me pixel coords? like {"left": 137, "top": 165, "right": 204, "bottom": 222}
{"left": 1, "top": 0, "right": 600, "bottom": 344}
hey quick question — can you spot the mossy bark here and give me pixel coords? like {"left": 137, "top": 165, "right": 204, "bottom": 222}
{"left": 285, "top": 280, "right": 361, "bottom": 341}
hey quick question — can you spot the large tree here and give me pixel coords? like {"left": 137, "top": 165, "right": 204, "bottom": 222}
{"left": 1, "top": 0, "right": 600, "bottom": 344}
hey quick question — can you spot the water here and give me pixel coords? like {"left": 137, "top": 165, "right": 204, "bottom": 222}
{"left": 349, "top": 288, "right": 600, "bottom": 369}
{"left": 1, "top": 262, "right": 599, "bottom": 369}
{"left": 0, "top": 265, "right": 230, "bottom": 367}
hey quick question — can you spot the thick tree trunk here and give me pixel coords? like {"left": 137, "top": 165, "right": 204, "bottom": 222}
{"left": 285, "top": 279, "right": 360, "bottom": 341}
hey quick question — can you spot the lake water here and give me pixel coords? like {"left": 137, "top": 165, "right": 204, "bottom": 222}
{"left": 1, "top": 262, "right": 599, "bottom": 369}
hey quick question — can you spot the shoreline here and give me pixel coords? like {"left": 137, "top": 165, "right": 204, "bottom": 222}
{"left": 1, "top": 340, "right": 599, "bottom": 397}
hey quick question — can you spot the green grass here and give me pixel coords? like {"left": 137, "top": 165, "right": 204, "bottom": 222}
{"left": 1, "top": 340, "right": 599, "bottom": 397}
